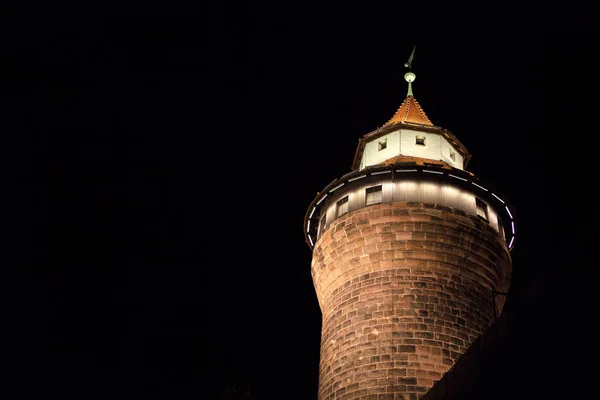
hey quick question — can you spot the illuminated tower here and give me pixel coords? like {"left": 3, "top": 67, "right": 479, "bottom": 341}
{"left": 303, "top": 60, "right": 517, "bottom": 400}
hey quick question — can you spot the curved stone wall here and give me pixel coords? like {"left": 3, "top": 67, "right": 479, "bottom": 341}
{"left": 311, "top": 202, "right": 511, "bottom": 400}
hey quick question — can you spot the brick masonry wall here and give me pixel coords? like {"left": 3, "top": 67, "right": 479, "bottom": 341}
{"left": 311, "top": 202, "right": 512, "bottom": 400}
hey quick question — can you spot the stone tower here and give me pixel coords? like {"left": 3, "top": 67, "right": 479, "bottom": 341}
{"left": 303, "top": 62, "right": 517, "bottom": 400}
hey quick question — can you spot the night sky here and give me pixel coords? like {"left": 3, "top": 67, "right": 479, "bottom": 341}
{"left": 14, "top": 10, "right": 598, "bottom": 400}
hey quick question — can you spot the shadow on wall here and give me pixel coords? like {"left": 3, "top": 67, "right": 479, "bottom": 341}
{"left": 420, "top": 305, "right": 511, "bottom": 400}
{"left": 421, "top": 262, "right": 564, "bottom": 400}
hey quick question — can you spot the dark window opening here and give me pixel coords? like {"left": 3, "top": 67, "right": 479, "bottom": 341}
{"left": 476, "top": 197, "right": 489, "bottom": 221}
{"left": 416, "top": 135, "right": 426, "bottom": 146}
{"left": 378, "top": 139, "right": 387, "bottom": 151}
{"left": 366, "top": 185, "right": 383, "bottom": 206}
{"left": 337, "top": 196, "right": 349, "bottom": 217}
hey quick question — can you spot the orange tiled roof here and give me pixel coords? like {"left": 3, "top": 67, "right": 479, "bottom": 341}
{"left": 380, "top": 155, "right": 448, "bottom": 168}
{"left": 384, "top": 95, "right": 433, "bottom": 126}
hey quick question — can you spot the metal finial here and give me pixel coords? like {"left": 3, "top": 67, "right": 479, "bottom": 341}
{"left": 404, "top": 45, "right": 416, "bottom": 70}
{"left": 404, "top": 46, "right": 416, "bottom": 97}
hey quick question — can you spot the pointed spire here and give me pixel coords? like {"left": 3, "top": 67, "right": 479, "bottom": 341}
{"left": 383, "top": 71, "right": 433, "bottom": 126}
{"left": 382, "top": 47, "right": 433, "bottom": 127}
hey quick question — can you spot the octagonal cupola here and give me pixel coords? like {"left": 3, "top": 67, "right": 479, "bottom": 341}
{"left": 352, "top": 69, "right": 471, "bottom": 172}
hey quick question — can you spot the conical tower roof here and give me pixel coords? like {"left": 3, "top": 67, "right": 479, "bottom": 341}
{"left": 384, "top": 95, "right": 433, "bottom": 126}
{"left": 383, "top": 71, "right": 433, "bottom": 126}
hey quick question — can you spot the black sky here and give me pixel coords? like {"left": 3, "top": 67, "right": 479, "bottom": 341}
{"left": 13, "top": 9, "right": 599, "bottom": 400}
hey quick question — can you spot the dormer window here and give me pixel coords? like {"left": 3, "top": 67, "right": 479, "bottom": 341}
{"left": 416, "top": 135, "right": 426, "bottom": 146}
{"left": 378, "top": 139, "right": 387, "bottom": 151}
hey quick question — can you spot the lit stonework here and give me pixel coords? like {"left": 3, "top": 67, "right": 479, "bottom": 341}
{"left": 304, "top": 66, "right": 516, "bottom": 400}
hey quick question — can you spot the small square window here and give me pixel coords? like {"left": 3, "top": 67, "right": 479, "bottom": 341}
{"left": 378, "top": 139, "right": 387, "bottom": 151}
{"left": 416, "top": 135, "right": 426, "bottom": 146}
{"left": 365, "top": 185, "right": 382, "bottom": 206}
{"left": 476, "top": 197, "right": 489, "bottom": 221}
{"left": 336, "top": 196, "right": 349, "bottom": 217}
{"left": 450, "top": 151, "right": 456, "bottom": 161}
